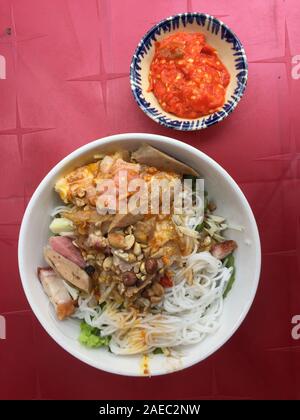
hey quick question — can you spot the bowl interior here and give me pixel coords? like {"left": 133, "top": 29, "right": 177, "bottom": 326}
{"left": 131, "top": 13, "right": 248, "bottom": 130}
{"left": 18, "top": 133, "right": 260, "bottom": 376}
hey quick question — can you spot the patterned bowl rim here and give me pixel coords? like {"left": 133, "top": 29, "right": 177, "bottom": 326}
{"left": 130, "top": 12, "right": 248, "bottom": 131}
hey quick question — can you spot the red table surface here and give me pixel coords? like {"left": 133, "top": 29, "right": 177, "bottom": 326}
{"left": 0, "top": 0, "right": 300, "bottom": 400}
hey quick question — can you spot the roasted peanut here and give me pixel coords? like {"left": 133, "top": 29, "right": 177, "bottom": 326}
{"left": 145, "top": 258, "right": 158, "bottom": 274}
{"left": 103, "top": 256, "right": 113, "bottom": 271}
{"left": 96, "top": 252, "right": 105, "bottom": 263}
{"left": 150, "top": 295, "right": 163, "bottom": 304}
{"left": 152, "top": 282, "right": 164, "bottom": 296}
{"left": 124, "top": 234, "right": 135, "bottom": 250}
{"left": 122, "top": 271, "right": 138, "bottom": 287}
{"left": 133, "top": 242, "right": 142, "bottom": 256}
{"left": 108, "top": 232, "right": 135, "bottom": 251}
{"left": 114, "top": 250, "right": 129, "bottom": 262}
{"left": 108, "top": 232, "right": 126, "bottom": 249}
{"left": 140, "top": 262, "right": 146, "bottom": 274}
{"left": 133, "top": 263, "right": 141, "bottom": 274}
{"left": 127, "top": 253, "right": 137, "bottom": 263}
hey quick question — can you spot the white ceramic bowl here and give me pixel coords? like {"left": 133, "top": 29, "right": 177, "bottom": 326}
{"left": 18, "top": 133, "right": 261, "bottom": 376}
{"left": 130, "top": 13, "right": 248, "bottom": 130}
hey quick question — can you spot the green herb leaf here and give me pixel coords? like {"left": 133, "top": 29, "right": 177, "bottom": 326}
{"left": 224, "top": 253, "right": 234, "bottom": 268}
{"left": 153, "top": 347, "right": 164, "bottom": 354}
{"left": 195, "top": 222, "right": 204, "bottom": 232}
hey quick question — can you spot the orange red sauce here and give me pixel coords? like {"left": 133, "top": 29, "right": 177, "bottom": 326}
{"left": 148, "top": 32, "right": 230, "bottom": 119}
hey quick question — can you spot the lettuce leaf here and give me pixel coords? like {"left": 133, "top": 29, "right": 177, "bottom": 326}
{"left": 79, "top": 321, "right": 110, "bottom": 348}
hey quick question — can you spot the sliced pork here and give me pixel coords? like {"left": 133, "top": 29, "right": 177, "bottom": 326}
{"left": 131, "top": 143, "right": 199, "bottom": 176}
{"left": 49, "top": 236, "right": 85, "bottom": 268}
{"left": 44, "top": 246, "right": 92, "bottom": 293}
{"left": 211, "top": 240, "right": 237, "bottom": 260}
{"left": 37, "top": 267, "right": 75, "bottom": 320}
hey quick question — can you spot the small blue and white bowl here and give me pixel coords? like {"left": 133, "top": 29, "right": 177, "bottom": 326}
{"left": 130, "top": 13, "right": 248, "bottom": 131}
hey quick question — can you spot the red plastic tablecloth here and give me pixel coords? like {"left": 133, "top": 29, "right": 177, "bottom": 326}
{"left": 0, "top": 0, "right": 300, "bottom": 400}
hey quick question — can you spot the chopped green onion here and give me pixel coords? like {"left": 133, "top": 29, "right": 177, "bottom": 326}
{"left": 195, "top": 222, "right": 204, "bottom": 232}
{"left": 223, "top": 254, "right": 236, "bottom": 298}
{"left": 183, "top": 174, "right": 197, "bottom": 192}
{"left": 153, "top": 347, "right": 164, "bottom": 354}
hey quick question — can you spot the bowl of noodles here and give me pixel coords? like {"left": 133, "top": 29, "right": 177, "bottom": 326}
{"left": 18, "top": 133, "right": 261, "bottom": 376}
